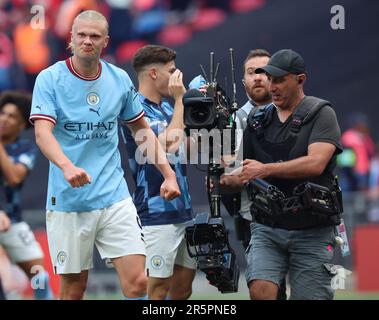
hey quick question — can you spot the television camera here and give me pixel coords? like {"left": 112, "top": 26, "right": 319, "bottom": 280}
{"left": 183, "top": 49, "right": 240, "bottom": 293}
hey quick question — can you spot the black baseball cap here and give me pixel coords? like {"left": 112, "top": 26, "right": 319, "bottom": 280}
{"left": 255, "top": 49, "right": 306, "bottom": 77}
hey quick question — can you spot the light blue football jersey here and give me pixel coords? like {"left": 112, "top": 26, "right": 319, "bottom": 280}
{"left": 30, "top": 58, "right": 144, "bottom": 212}
{"left": 121, "top": 94, "right": 193, "bottom": 226}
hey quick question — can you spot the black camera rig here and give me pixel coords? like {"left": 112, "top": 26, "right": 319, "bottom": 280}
{"left": 184, "top": 50, "right": 240, "bottom": 293}
{"left": 185, "top": 212, "right": 239, "bottom": 293}
{"left": 248, "top": 178, "right": 343, "bottom": 218}
{"left": 183, "top": 51, "right": 238, "bottom": 132}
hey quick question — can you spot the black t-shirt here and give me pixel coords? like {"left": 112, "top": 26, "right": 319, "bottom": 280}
{"left": 242, "top": 104, "right": 343, "bottom": 161}
{"left": 240, "top": 100, "right": 343, "bottom": 229}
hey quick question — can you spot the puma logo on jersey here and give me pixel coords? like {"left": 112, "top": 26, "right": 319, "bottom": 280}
{"left": 89, "top": 107, "right": 100, "bottom": 116}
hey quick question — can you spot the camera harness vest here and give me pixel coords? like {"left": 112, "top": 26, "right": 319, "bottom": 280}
{"left": 246, "top": 96, "right": 341, "bottom": 229}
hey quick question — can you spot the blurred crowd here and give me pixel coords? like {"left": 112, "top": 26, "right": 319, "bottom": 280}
{"left": 1, "top": 1, "right": 378, "bottom": 220}
{"left": 0, "top": 0, "right": 260, "bottom": 91}
{"left": 337, "top": 112, "right": 379, "bottom": 222}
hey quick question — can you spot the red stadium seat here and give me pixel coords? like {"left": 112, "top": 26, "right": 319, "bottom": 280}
{"left": 157, "top": 24, "right": 192, "bottom": 46}
{"left": 133, "top": 0, "right": 156, "bottom": 11}
{"left": 116, "top": 40, "right": 149, "bottom": 63}
{"left": 190, "top": 8, "right": 226, "bottom": 31}
{"left": 231, "top": 0, "right": 266, "bottom": 13}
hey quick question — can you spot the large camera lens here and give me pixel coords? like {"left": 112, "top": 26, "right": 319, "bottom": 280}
{"left": 190, "top": 105, "right": 211, "bottom": 124}
{"left": 183, "top": 95, "right": 215, "bottom": 129}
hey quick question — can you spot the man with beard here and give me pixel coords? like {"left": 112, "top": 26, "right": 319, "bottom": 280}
{"left": 221, "top": 49, "right": 342, "bottom": 300}
{"left": 221, "top": 49, "right": 287, "bottom": 300}
{"left": 233, "top": 49, "right": 272, "bottom": 244}
{"left": 222, "top": 49, "right": 272, "bottom": 247}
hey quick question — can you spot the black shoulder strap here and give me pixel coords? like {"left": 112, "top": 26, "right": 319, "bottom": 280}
{"left": 290, "top": 96, "right": 331, "bottom": 134}
{"left": 247, "top": 103, "right": 275, "bottom": 138}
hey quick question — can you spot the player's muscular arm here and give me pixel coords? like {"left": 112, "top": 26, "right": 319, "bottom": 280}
{"left": 127, "top": 117, "right": 181, "bottom": 200}
{"left": 0, "top": 143, "right": 28, "bottom": 187}
{"left": 158, "top": 69, "right": 186, "bottom": 153}
{"left": 34, "top": 120, "right": 91, "bottom": 188}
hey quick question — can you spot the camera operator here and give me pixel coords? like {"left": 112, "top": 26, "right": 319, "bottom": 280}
{"left": 221, "top": 48, "right": 286, "bottom": 299}
{"left": 221, "top": 49, "right": 343, "bottom": 300}
{"left": 229, "top": 49, "right": 272, "bottom": 247}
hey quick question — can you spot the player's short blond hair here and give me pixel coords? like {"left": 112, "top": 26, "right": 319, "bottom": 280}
{"left": 68, "top": 10, "right": 109, "bottom": 53}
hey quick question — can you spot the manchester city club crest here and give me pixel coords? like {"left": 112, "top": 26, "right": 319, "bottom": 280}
{"left": 151, "top": 255, "right": 165, "bottom": 270}
{"left": 57, "top": 251, "right": 67, "bottom": 266}
{"left": 87, "top": 92, "right": 100, "bottom": 106}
